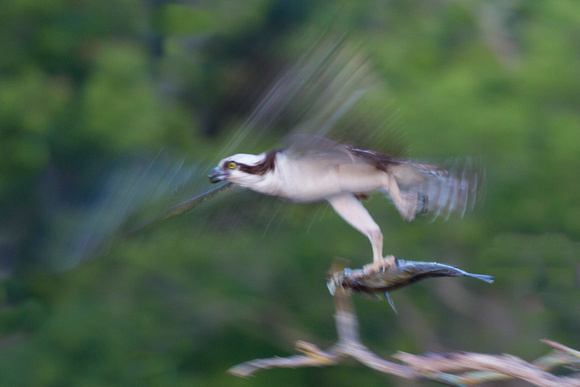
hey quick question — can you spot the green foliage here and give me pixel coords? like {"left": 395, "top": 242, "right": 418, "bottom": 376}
{"left": 1, "top": 0, "right": 580, "bottom": 386}
{"left": 151, "top": 5, "right": 217, "bottom": 36}
{"left": 0, "top": 69, "right": 59, "bottom": 182}
{"left": 80, "top": 43, "right": 167, "bottom": 152}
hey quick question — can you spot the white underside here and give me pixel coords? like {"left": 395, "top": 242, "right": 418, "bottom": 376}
{"left": 243, "top": 153, "right": 393, "bottom": 203}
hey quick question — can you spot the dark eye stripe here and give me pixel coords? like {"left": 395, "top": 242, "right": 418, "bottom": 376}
{"left": 237, "top": 150, "right": 279, "bottom": 176}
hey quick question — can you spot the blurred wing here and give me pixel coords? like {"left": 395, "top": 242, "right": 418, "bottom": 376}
{"left": 390, "top": 158, "right": 485, "bottom": 221}
{"left": 282, "top": 134, "right": 404, "bottom": 169}
{"left": 282, "top": 134, "right": 353, "bottom": 162}
{"left": 45, "top": 155, "right": 235, "bottom": 271}
{"left": 218, "top": 35, "right": 407, "bottom": 160}
{"left": 127, "top": 182, "right": 234, "bottom": 236}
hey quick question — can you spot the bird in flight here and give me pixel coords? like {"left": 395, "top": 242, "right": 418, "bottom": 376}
{"left": 209, "top": 135, "right": 482, "bottom": 270}
{"left": 50, "top": 39, "right": 484, "bottom": 276}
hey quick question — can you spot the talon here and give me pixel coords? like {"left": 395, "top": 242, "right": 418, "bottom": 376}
{"left": 383, "top": 255, "right": 398, "bottom": 269}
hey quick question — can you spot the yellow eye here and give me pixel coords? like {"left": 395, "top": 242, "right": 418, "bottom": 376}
{"left": 227, "top": 161, "right": 237, "bottom": 169}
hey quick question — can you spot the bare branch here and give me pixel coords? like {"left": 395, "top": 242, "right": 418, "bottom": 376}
{"left": 395, "top": 351, "right": 580, "bottom": 386}
{"left": 228, "top": 350, "right": 342, "bottom": 378}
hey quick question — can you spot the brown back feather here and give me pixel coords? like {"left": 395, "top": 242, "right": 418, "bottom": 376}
{"left": 345, "top": 145, "right": 403, "bottom": 172}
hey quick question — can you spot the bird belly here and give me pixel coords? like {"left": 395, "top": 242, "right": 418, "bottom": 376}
{"left": 275, "top": 162, "right": 388, "bottom": 203}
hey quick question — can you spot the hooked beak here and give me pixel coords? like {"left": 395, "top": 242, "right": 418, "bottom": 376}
{"left": 208, "top": 167, "right": 227, "bottom": 183}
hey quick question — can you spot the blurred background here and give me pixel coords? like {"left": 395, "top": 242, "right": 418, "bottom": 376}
{"left": 1, "top": 1, "right": 579, "bottom": 386}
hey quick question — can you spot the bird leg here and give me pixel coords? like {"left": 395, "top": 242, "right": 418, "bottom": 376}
{"left": 365, "top": 229, "right": 397, "bottom": 271}
{"left": 381, "top": 176, "right": 418, "bottom": 222}
{"left": 327, "top": 195, "right": 397, "bottom": 270}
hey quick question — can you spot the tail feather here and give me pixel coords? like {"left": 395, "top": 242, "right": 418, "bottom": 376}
{"left": 388, "top": 158, "right": 484, "bottom": 221}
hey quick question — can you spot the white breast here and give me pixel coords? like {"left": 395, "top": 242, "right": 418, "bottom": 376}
{"left": 254, "top": 153, "right": 389, "bottom": 203}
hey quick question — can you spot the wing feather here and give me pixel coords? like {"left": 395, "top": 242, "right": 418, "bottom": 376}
{"left": 390, "top": 158, "right": 484, "bottom": 222}
{"left": 283, "top": 134, "right": 403, "bottom": 170}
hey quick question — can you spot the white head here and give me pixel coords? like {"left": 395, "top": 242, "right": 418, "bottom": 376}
{"left": 208, "top": 151, "right": 278, "bottom": 187}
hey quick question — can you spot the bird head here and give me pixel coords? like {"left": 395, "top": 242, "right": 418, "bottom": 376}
{"left": 209, "top": 153, "right": 274, "bottom": 186}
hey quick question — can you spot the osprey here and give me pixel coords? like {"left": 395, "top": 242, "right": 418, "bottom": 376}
{"left": 209, "top": 135, "right": 480, "bottom": 269}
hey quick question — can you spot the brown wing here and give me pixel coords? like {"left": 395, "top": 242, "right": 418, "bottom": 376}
{"left": 283, "top": 134, "right": 404, "bottom": 170}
